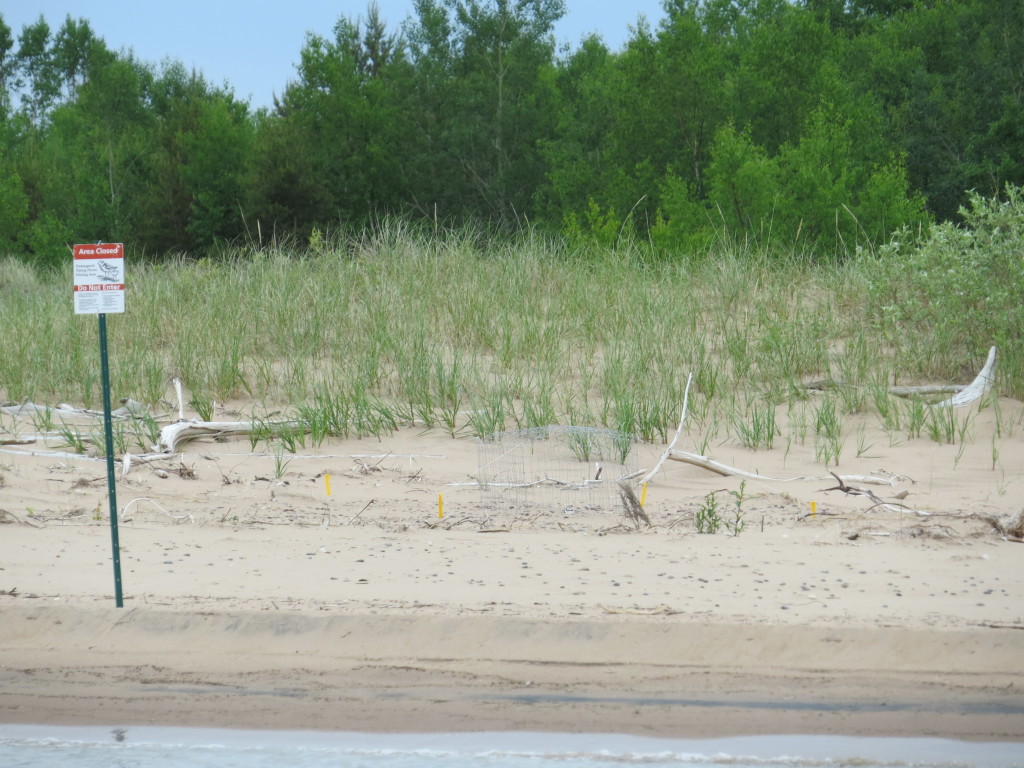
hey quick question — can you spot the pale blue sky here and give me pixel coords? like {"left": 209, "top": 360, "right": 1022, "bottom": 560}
{"left": 1, "top": 1, "right": 667, "bottom": 108}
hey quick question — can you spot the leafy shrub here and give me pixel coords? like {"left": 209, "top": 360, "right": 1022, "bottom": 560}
{"left": 20, "top": 211, "right": 73, "bottom": 272}
{"left": 651, "top": 112, "right": 929, "bottom": 258}
{"left": 695, "top": 490, "right": 723, "bottom": 534}
{"left": 563, "top": 199, "right": 637, "bottom": 251}
{"left": 869, "top": 184, "right": 1024, "bottom": 395}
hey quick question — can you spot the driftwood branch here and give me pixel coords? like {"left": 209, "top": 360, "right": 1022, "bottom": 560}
{"left": 668, "top": 451, "right": 787, "bottom": 481}
{"left": 666, "top": 450, "right": 902, "bottom": 487}
{"left": 456, "top": 469, "right": 645, "bottom": 490}
{"left": 640, "top": 372, "right": 694, "bottom": 486}
{"left": 173, "top": 377, "right": 185, "bottom": 421}
{"left": 599, "top": 604, "right": 676, "bottom": 615}
{"left": 0, "top": 510, "right": 46, "bottom": 528}
{"left": 809, "top": 381, "right": 963, "bottom": 397}
{"left": 155, "top": 419, "right": 304, "bottom": 453}
{"left": 805, "top": 346, "right": 997, "bottom": 408}
{"left": 934, "top": 346, "right": 997, "bottom": 408}
{"left": 888, "top": 385, "right": 963, "bottom": 396}
{"left": 1, "top": 400, "right": 149, "bottom": 420}
{"left": 822, "top": 471, "right": 929, "bottom": 516}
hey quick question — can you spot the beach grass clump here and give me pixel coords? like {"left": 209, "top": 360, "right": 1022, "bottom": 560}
{"left": 814, "top": 396, "right": 844, "bottom": 466}
{"left": 733, "top": 397, "right": 780, "bottom": 450}
{"left": 55, "top": 420, "right": 88, "bottom": 454}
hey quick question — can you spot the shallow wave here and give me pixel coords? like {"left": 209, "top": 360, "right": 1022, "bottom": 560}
{"left": 0, "top": 727, "right": 1021, "bottom": 768}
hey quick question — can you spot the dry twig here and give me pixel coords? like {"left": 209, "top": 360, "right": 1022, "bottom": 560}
{"left": 599, "top": 604, "right": 677, "bottom": 616}
{"left": 823, "top": 471, "right": 930, "bottom": 516}
{"left": 618, "top": 482, "right": 650, "bottom": 530}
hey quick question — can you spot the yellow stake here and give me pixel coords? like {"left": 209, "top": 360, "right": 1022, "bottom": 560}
{"left": 810, "top": 500, "right": 817, "bottom": 520}
{"left": 439, "top": 493, "right": 444, "bottom": 519}
{"left": 640, "top": 482, "right": 648, "bottom": 507}
{"left": 325, "top": 474, "right": 332, "bottom": 497}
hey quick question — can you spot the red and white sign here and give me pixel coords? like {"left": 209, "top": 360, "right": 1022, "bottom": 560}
{"left": 73, "top": 243, "right": 125, "bottom": 314}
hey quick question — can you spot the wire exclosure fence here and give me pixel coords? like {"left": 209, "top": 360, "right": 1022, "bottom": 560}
{"left": 476, "top": 425, "right": 642, "bottom": 513}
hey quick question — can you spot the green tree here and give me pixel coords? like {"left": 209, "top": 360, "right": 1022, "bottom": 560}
{"left": 655, "top": 105, "right": 927, "bottom": 257}
{"left": 544, "top": 1, "right": 733, "bottom": 242}
{"left": 405, "top": 0, "right": 565, "bottom": 223}
{"left": 138, "top": 62, "right": 252, "bottom": 251}
{"left": 401, "top": 0, "right": 460, "bottom": 217}
{"left": 0, "top": 16, "right": 28, "bottom": 253}
{"left": 862, "top": 0, "right": 1024, "bottom": 220}
{"left": 12, "top": 16, "right": 59, "bottom": 125}
{"left": 702, "top": 121, "right": 779, "bottom": 240}
{"left": 854, "top": 154, "right": 928, "bottom": 245}
{"left": 52, "top": 15, "right": 102, "bottom": 101}
{"left": 775, "top": 104, "right": 857, "bottom": 250}
{"left": 0, "top": 99, "right": 28, "bottom": 253}
{"left": 646, "top": 1, "right": 731, "bottom": 197}
{"left": 180, "top": 93, "right": 253, "bottom": 248}
{"left": 246, "top": 107, "right": 331, "bottom": 235}
{"left": 590, "top": 21, "right": 666, "bottom": 226}
{"left": 15, "top": 49, "right": 152, "bottom": 264}
{"left": 732, "top": 3, "right": 838, "bottom": 152}
{"left": 249, "top": 4, "right": 411, "bottom": 232}
{"left": 535, "top": 34, "right": 614, "bottom": 224}
{"left": 0, "top": 14, "right": 15, "bottom": 94}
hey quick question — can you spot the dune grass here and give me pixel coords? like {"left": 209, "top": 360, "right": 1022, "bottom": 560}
{"left": 0, "top": 218, "right": 1017, "bottom": 459}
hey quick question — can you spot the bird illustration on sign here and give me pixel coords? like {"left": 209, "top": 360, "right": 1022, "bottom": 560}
{"left": 98, "top": 260, "right": 121, "bottom": 282}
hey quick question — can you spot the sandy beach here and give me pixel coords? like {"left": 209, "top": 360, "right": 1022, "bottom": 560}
{"left": 2, "top": 401, "right": 1023, "bottom": 741}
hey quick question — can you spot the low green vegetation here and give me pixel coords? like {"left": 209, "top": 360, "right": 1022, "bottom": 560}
{"left": 695, "top": 490, "right": 724, "bottom": 535}
{"left": 695, "top": 481, "right": 750, "bottom": 536}
{"left": 2, "top": 186, "right": 1020, "bottom": 458}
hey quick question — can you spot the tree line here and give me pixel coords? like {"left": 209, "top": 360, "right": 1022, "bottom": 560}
{"left": 1, "top": 0, "right": 1021, "bottom": 267}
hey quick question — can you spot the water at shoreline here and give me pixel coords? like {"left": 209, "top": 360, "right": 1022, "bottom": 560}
{"left": 1, "top": 725, "right": 1022, "bottom": 767}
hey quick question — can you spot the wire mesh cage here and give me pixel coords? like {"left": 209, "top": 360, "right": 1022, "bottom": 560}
{"left": 475, "top": 425, "right": 642, "bottom": 513}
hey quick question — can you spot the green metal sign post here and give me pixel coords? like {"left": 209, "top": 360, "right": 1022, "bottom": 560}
{"left": 73, "top": 242, "right": 126, "bottom": 607}
{"left": 98, "top": 312, "right": 124, "bottom": 607}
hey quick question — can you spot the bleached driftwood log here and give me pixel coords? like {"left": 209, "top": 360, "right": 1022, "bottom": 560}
{"left": 934, "top": 345, "right": 997, "bottom": 408}
{"left": 154, "top": 419, "right": 303, "bottom": 453}
{"left": 173, "top": 377, "right": 186, "bottom": 421}
{"left": 1, "top": 401, "right": 98, "bottom": 418}
{"left": 0, "top": 399, "right": 150, "bottom": 420}
{"left": 805, "top": 346, "right": 997, "bottom": 408}
{"left": 887, "top": 385, "right": 964, "bottom": 397}
{"left": 667, "top": 450, "right": 783, "bottom": 481}
{"left": 666, "top": 450, "right": 903, "bottom": 487}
